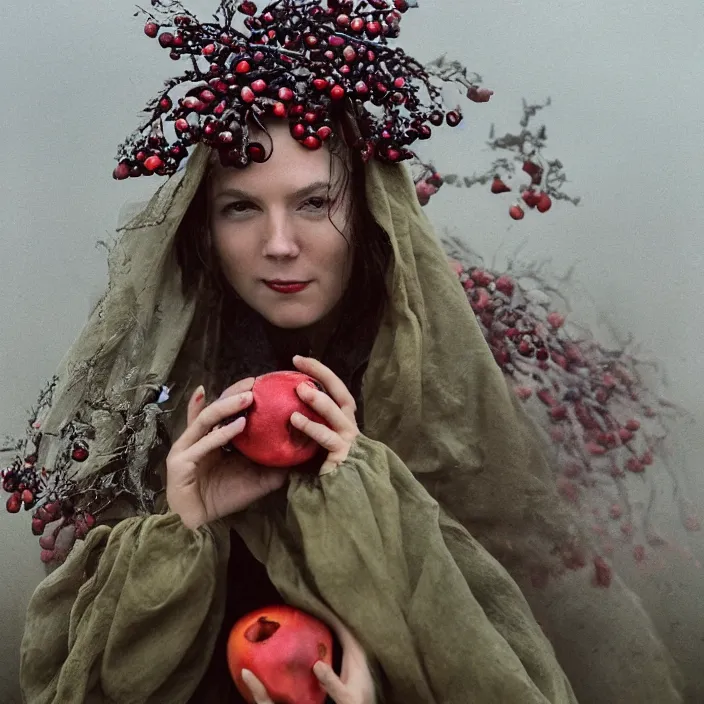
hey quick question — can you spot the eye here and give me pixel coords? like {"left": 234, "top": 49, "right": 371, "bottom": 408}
{"left": 301, "top": 196, "right": 328, "bottom": 211}
{"left": 222, "top": 200, "right": 256, "bottom": 215}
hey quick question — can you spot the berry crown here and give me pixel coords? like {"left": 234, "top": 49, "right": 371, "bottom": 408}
{"left": 113, "top": 0, "right": 492, "bottom": 179}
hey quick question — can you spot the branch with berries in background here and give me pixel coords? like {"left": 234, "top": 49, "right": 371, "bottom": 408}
{"left": 1, "top": 374, "right": 168, "bottom": 566}
{"left": 441, "top": 241, "right": 701, "bottom": 579}
{"left": 409, "top": 87, "right": 700, "bottom": 580}
{"left": 413, "top": 92, "right": 581, "bottom": 219}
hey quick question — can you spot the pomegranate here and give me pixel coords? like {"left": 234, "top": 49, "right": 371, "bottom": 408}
{"left": 228, "top": 605, "right": 333, "bottom": 704}
{"left": 229, "top": 371, "right": 329, "bottom": 468}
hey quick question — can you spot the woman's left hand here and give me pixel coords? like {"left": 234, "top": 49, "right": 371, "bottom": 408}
{"left": 241, "top": 612, "right": 377, "bottom": 704}
{"left": 290, "top": 355, "right": 360, "bottom": 476}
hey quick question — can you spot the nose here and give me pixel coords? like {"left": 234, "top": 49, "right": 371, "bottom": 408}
{"left": 261, "top": 210, "right": 300, "bottom": 259}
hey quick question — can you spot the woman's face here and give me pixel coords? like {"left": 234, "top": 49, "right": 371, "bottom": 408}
{"left": 208, "top": 121, "right": 353, "bottom": 330}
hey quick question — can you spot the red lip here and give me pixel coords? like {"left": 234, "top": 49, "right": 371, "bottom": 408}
{"left": 264, "top": 280, "right": 310, "bottom": 294}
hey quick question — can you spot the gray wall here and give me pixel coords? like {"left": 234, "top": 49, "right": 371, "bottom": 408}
{"left": 1, "top": 0, "right": 702, "bottom": 700}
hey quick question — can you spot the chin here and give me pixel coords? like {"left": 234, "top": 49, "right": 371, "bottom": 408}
{"left": 261, "top": 306, "right": 325, "bottom": 330}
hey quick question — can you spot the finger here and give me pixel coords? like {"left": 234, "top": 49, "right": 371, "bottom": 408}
{"left": 171, "top": 392, "right": 253, "bottom": 453}
{"left": 290, "top": 412, "right": 347, "bottom": 454}
{"left": 241, "top": 669, "right": 275, "bottom": 704}
{"left": 293, "top": 356, "right": 357, "bottom": 417}
{"left": 182, "top": 416, "right": 246, "bottom": 464}
{"left": 187, "top": 385, "right": 206, "bottom": 427}
{"left": 295, "top": 383, "right": 355, "bottom": 434}
{"left": 219, "top": 376, "right": 255, "bottom": 399}
{"left": 313, "top": 661, "right": 347, "bottom": 701}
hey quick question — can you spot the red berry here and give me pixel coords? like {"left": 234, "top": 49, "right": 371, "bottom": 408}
{"left": 84, "top": 513, "right": 96, "bottom": 528}
{"left": 158, "top": 32, "right": 174, "bottom": 48}
{"left": 547, "top": 312, "right": 565, "bottom": 329}
{"left": 313, "top": 78, "right": 328, "bottom": 91}
{"left": 240, "top": 86, "right": 255, "bottom": 103}
{"left": 44, "top": 501, "right": 61, "bottom": 518}
{"left": 40, "top": 549, "right": 55, "bottom": 564}
{"left": 71, "top": 443, "right": 90, "bottom": 461}
{"left": 550, "top": 405, "right": 568, "bottom": 421}
{"left": 350, "top": 17, "right": 365, "bottom": 32}
{"left": 355, "top": 81, "right": 369, "bottom": 95}
{"left": 522, "top": 160, "right": 541, "bottom": 177}
{"left": 394, "top": 0, "right": 409, "bottom": 11}
{"left": 159, "top": 96, "right": 173, "bottom": 111}
{"left": 522, "top": 189, "right": 540, "bottom": 207}
{"left": 272, "top": 102, "right": 287, "bottom": 118}
{"left": 182, "top": 96, "right": 205, "bottom": 111}
{"left": 366, "top": 21, "right": 382, "bottom": 37}
{"left": 626, "top": 457, "right": 644, "bottom": 473}
{"left": 303, "top": 135, "right": 322, "bottom": 150}
{"left": 625, "top": 419, "right": 641, "bottom": 432}
{"left": 329, "top": 35, "right": 345, "bottom": 47}
{"left": 236, "top": 60, "right": 251, "bottom": 74}
{"left": 291, "top": 123, "right": 306, "bottom": 139}
{"left": 39, "top": 534, "right": 55, "bottom": 550}
{"left": 113, "top": 162, "right": 130, "bottom": 180}
{"left": 304, "top": 34, "right": 319, "bottom": 47}
{"left": 394, "top": 77, "right": 406, "bottom": 89}
{"left": 31, "top": 517, "right": 45, "bottom": 536}
{"left": 251, "top": 79, "right": 267, "bottom": 93}
{"left": 593, "top": 556, "right": 612, "bottom": 588}
{"left": 467, "top": 86, "right": 494, "bottom": 103}
{"left": 509, "top": 205, "right": 525, "bottom": 220}
{"left": 336, "top": 14, "right": 350, "bottom": 27}
{"left": 202, "top": 44, "right": 216, "bottom": 56}
{"left": 247, "top": 143, "right": 266, "bottom": 162}
{"left": 536, "top": 192, "right": 552, "bottom": 212}
{"left": 21, "top": 489, "right": 34, "bottom": 504}
{"left": 144, "top": 22, "right": 159, "bottom": 38}
{"left": 495, "top": 275, "right": 514, "bottom": 297}
{"left": 586, "top": 441, "right": 607, "bottom": 456}
{"left": 330, "top": 85, "right": 345, "bottom": 100}
{"left": 343, "top": 46, "right": 357, "bottom": 62}
{"left": 278, "top": 87, "right": 294, "bottom": 101}
{"left": 445, "top": 110, "right": 462, "bottom": 127}
{"left": 471, "top": 269, "right": 494, "bottom": 287}
{"left": 175, "top": 118, "right": 190, "bottom": 133}
{"left": 386, "top": 148, "right": 402, "bottom": 162}
{"left": 618, "top": 428, "right": 634, "bottom": 443}
{"left": 317, "top": 126, "right": 332, "bottom": 140}
{"left": 238, "top": 1, "right": 257, "bottom": 16}
{"left": 609, "top": 504, "right": 623, "bottom": 520}
{"left": 491, "top": 177, "right": 511, "bottom": 194}
{"left": 6, "top": 492, "right": 21, "bottom": 513}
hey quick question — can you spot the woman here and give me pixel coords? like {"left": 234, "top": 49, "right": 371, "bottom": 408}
{"left": 18, "top": 2, "right": 681, "bottom": 702}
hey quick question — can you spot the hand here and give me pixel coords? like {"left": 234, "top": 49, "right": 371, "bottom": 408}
{"left": 241, "top": 614, "right": 376, "bottom": 704}
{"left": 166, "top": 378, "right": 288, "bottom": 530}
{"left": 290, "top": 356, "right": 360, "bottom": 476}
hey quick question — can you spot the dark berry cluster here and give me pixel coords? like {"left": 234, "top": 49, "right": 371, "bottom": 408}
{"left": 445, "top": 249, "right": 701, "bottom": 573}
{"left": 114, "top": 0, "right": 479, "bottom": 178}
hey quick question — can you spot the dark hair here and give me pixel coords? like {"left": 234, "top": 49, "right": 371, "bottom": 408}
{"left": 174, "top": 117, "right": 392, "bottom": 361}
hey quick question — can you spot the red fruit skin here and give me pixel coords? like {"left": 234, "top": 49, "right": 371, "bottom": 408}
{"left": 230, "top": 371, "right": 329, "bottom": 468}
{"left": 228, "top": 605, "right": 333, "bottom": 704}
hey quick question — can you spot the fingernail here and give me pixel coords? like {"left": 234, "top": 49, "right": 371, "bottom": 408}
{"left": 194, "top": 385, "right": 205, "bottom": 403}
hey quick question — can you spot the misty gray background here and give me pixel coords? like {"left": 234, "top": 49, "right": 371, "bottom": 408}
{"left": 1, "top": 0, "right": 703, "bottom": 700}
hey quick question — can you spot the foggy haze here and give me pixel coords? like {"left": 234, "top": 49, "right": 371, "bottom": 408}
{"left": 1, "top": 0, "right": 702, "bottom": 700}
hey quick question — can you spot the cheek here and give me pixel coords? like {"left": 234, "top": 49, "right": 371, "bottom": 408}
{"left": 211, "top": 226, "right": 250, "bottom": 278}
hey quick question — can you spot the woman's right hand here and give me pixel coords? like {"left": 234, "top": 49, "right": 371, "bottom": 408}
{"left": 166, "top": 377, "right": 288, "bottom": 530}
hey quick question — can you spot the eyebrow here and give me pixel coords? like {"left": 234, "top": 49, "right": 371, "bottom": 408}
{"left": 213, "top": 179, "right": 331, "bottom": 201}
